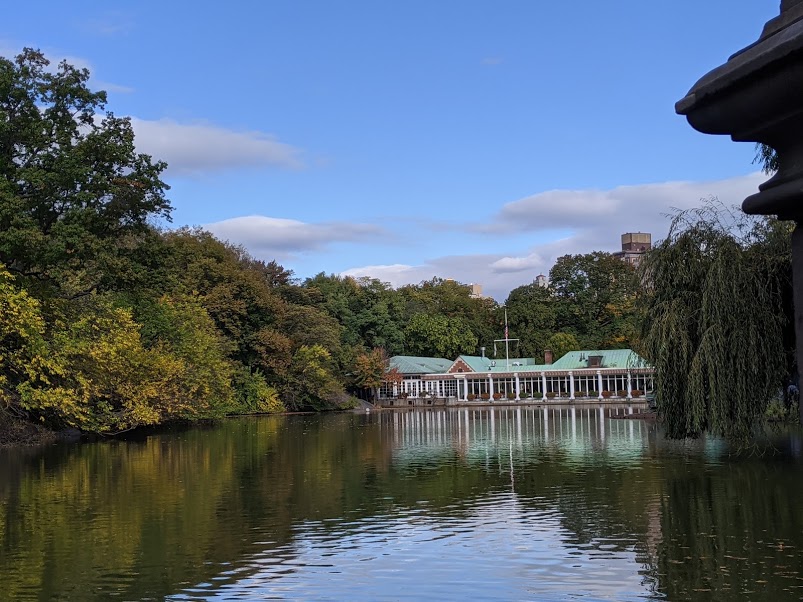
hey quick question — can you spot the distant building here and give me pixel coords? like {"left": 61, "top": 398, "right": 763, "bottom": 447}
{"left": 534, "top": 274, "right": 548, "bottom": 288}
{"left": 469, "top": 283, "right": 484, "bottom": 299}
{"left": 613, "top": 232, "right": 651, "bottom": 268}
{"left": 378, "top": 349, "right": 654, "bottom": 404}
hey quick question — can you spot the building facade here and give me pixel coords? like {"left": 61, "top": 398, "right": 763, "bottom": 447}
{"left": 613, "top": 232, "right": 651, "bottom": 268}
{"left": 379, "top": 349, "right": 654, "bottom": 406}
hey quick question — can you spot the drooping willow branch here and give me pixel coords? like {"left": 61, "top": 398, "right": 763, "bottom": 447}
{"left": 637, "top": 198, "right": 792, "bottom": 439}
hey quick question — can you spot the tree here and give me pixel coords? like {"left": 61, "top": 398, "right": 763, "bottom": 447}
{"left": 0, "top": 49, "right": 170, "bottom": 296}
{"left": 282, "top": 345, "right": 344, "bottom": 411}
{"left": 303, "top": 274, "right": 405, "bottom": 355}
{"left": 755, "top": 143, "right": 779, "bottom": 174}
{"left": 546, "top": 332, "right": 579, "bottom": 363}
{"left": 0, "top": 264, "right": 51, "bottom": 406}
{"left": 353, "top": 348, "right": 389, "bottom": 400}
{"left": 505, "top": 283, "right": 557, "bottom": 360}
{"left": 398, "top": 277, "right": 498, "bottom": 347}
{"left": 549, "top": 251, "right": 640, "bottom": 349}
{"left": 638, "top": 201, "right": 792, "bottom": 439}
{"left": 404, "top": 313, "right": 477, "bottom": 359}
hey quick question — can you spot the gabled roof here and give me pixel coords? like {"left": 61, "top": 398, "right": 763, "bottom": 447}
{"left": 389, "top": 356, "right": 453, "bottom": 374}
{"left": 549, "top": 349, "right": 649, "bottom": 370}
{"left": 450, "top": 355, "right": 543, "bottom": 374}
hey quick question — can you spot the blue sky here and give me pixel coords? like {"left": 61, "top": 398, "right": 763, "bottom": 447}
{"left": 3, "top": 1, "right": 780, "bottom": 299}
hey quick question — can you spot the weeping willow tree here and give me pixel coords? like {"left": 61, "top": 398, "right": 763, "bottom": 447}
{"left": 639, "top": 200, "right": 793, "bottom": 439}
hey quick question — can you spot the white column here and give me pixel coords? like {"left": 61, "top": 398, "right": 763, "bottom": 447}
{"left": 569, "top": 371, "right": 575, "bottom": 401}
{"left": 626, "top": 371, "right": 633, "bottom": 400}
{"left": 514, "top": 373, "right": 521, "bottom": 401}
{"left": 393, "top": 383, "right": 399, "bottom": 398}
{"left": 488, "top": 375, "right": 494, "bottom": 400}
{"left": 541, "top": 371, "right": 547, "bottom": 401}
{"left": 597, "top": 370, "right": 603, "bottom": 399}
{"left": 462, "top": 377, "right": 469, "bottom": 401}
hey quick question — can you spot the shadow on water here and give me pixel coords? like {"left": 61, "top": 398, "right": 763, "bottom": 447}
{"left": 0, "top": 405, "right": 802, "bottom": 600}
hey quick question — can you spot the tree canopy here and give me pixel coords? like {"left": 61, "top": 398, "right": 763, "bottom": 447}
{"left": 638, "top": 201, "right": 793, "bottom": 439}
{"left": 0, "top": 49, "right": 170, "bottom": 297}
{"left": 504, "top": 251, "right": 642, "bottom": 362}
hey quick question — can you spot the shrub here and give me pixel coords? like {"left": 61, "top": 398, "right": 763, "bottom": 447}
{"left": 467, "top": 393, "right": 476, "bottom": 401}
{"left": 507, "top": 391, "right": 516, "bottom": 400}
{"left": 480, "top": 393, "right": 490, "bottom": 401}
{"left": 492, "top": 392, "right": 502, "bottom": 400}
{"left": 601, "top": 391, "right": 612, "bottom": 398}
{"left": 589, "top": 390, "right": 600, "bottom": 397}
{"left": 578, "top": 390, "right": 589, "bottom": 398}
{"left": 631, "top": 389, "right": 643, "bottom": 397}
{"left": 546, "top": 392, "right": 556, "bottom": 399}
{"left": 234, "top": 368, "right": 284, "bottom": 414}
{"left": 617, "top": 390, "right": 628, "bottom": 398}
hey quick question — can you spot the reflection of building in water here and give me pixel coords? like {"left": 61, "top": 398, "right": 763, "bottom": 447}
{"left": 378, "top": 349, "right": 654, "bottom": 406}
{"left": 383, "top": 406, "right": 648, "bottom": 468}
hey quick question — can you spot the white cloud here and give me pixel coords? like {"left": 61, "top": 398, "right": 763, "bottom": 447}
{"left": 341, "top": 264, "right": 423, "bottom": 287}
{"left": 489, "top": 251, "right": 545, "bottom": 273}
{"left": 344, "top": 172, "right": 770, "bottom": 300}
{"left": 132, "top": 118, "right": 303, "bottom": 174}
{"left": 485, "top": 172, "right": 766, "bottom": 234}
{"left": 205, "top": 215, "right": 385, "bottom": 259}
{"left": 1, "top": 49, "right": 300, "bottom": 175}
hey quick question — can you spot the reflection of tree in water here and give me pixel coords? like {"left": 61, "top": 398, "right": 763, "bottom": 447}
{"left": 654, "top": 456, "right": 803, "bottom": 601}
{"left": 1, "top": 410, "right": 801, "bottom": 600}
{"left": 0, "top": 419, "right": 300, "bottom": 600}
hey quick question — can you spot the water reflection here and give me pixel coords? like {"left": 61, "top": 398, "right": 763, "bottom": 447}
{"left": 0, "top": 406, "right": 801, "bottom": 600}
{"left": 387, "top": 405, "right": 648, "bottom": 467}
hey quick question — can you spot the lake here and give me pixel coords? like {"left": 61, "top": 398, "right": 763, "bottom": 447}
{"left": 1, "top": 405, "right": 802, "bottom": 600}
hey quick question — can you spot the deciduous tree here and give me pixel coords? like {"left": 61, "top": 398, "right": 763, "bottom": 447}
{"left": 0, "top": 49, "right": 170, "bottom": 296}
{"left": 639, "top": 201, "right": 792, "bottom": 438}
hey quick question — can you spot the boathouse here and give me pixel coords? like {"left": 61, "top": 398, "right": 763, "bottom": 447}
{"left": 378, "top": 349, "right": 653, "bottom": 406}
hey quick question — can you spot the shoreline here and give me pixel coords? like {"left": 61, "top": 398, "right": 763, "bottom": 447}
{"left": 0, "top": 411, "right": 58, "bottom": 448}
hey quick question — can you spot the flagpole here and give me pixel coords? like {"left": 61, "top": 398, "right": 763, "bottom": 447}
{"left": 505, "top": 307, "right": 510, "bottom": 371}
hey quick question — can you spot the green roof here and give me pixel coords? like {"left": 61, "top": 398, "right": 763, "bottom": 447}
{"left": 452, "top": 355, "right": 543, "bottom": 373}
{"left": 549, "top": 349, "right": 650, "bottom": 370}
{"left": 388, "top": 350, "right": 651, "bottom": 376}
{"left": 389, "top": 356, "right": 453, "bottom": 374}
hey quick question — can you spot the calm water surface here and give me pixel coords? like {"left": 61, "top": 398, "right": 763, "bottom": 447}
{"left": 2, "top": 405, "right": 803, "bottom": 601}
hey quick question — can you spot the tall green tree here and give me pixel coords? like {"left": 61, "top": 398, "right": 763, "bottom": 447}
{"left": 404, "top": 313, "right": 478, "bottom": 359}
{"left": 549, "top": 251, "right": 640, "bottom": 349}
{"left": 304, "top": 274, "right": 405, "bottom": 355}
{"left": 505, "top": 283, "right": 557, "bottom": 360}
{"left": 398, "top": 277, "right": 498, "bottom": 349}
{"left": 0, "top": 49, "right": 170, "bottom": 296}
